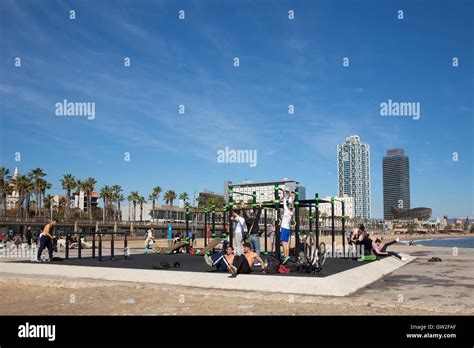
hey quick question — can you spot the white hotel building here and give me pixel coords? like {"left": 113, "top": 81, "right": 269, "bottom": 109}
{"left": 337, "top": 135, "right": 371, "bottom": 219}
{"left": 318, "top": 195, "right": 355, "bottom": 226}
{"left": 224, "top": 179, "right": 306, "bottom": 204}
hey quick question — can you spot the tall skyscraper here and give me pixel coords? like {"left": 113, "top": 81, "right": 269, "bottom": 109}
{"left": 383, "top": 148, "right": 410, "bottom": 220}
{"left": 337, "top": 135, "right": 371, "bottom": 219}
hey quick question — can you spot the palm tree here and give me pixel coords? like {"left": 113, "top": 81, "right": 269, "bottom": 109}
{"left": 196, "top": 196, "right": 205, "bottom": 207}
{"left": 0, "top": 167, "right": 10, "bottom": 216}
{"left": 179, "top": 192, "right": 189, "bottom": 206}
{"left": 127, "top": 193, "right": 134, "bottom": 222}
{"left": 38, "top": 179, "right": 52, "bottom": 217}
{"left": 28, "top": 168, "right": 46, "bottom": 217}
{"left": 148, "top": 186, "right": 162, "bottom": 222}
{"left": 116, "top": 193, "right": 124, "bottom": 221}
{"left": 2, "top": 182, "right": 13, "bottom": 217}
{"left": 164, "top": 190, "right": 177, "bottom": 223}
{"left": 84, "top": 177, "right": 97, "bottom": 220}
{"left": 60, "top": 174, "right": 76, "bottom": 219}
{"left": 99, "top": 185, "right": 113, "bottom": 221}
{"left": 58, "top": 196, "right": 67, "bottom": 218}
{"left": 75, "top": 179, "right": 84, "bottom": 217}
{"left": 43, "top": 194, "right": 54, "bottom": 219}
{"left": 129, "top": 191, "right": 139, "bottom": 221}
{"left": 11, "top": 175, "right": 33, "bottom": 218}
{"left": 137, "top": 196, "right": 146, "bottom": 221}
{"left": 208, "top": 197, "right": 223, "bottom": 209}
{"left": 111, "top": 185, "right": 122, "bottom": 220}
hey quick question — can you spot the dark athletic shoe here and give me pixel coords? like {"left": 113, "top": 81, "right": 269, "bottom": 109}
{"left": 282, "top": 256, "right": 290, "bottom": 264}
{"left": 228, "top": 273, "right": 238, "bottom": 278}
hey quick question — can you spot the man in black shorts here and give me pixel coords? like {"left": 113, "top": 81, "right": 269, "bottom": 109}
{"left": 228, "top": 242, "right": 265, "bottom": 278}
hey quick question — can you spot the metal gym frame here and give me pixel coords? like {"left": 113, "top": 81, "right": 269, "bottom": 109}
{"left": 224, "top": 187, "right": 347, "bottom": 262}
{"left": 64, "top": 221, "right": 129, "bottom": 262}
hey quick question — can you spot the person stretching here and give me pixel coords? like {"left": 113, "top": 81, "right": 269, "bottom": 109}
{"left": 204, "top": 245, "right": 235, "bottom": 272}
{"left": 36, "top": 218, "right": 57, "bottom": 262}
{"left": 372, "top": 237, "right": 407, "bottom": 261}
{"left": 280, "top": 189, "right": 295, "bottom": 264}
{"left": 228, "top": 242, "right": 265, "bottom": 278}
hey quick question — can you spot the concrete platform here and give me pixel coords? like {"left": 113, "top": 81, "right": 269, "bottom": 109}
{"left": 0, "top": 253, "right": 415, "bottom": 296}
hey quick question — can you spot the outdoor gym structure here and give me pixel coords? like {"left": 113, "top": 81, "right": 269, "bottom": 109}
{"left": 183, "top": 186, "right": 348, "bottom": 265}
{"left": 51, "top": 186, "right": 347, "bottom": 268}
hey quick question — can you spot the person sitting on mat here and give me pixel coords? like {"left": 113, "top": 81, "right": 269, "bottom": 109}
{"left": 347, "top": 228, "right": 359, "bottom": 245}
{"left": 372, "top": 237, "right": 407, "bottom": 261}
{"left": 228, "top": 242, "right": 265, "bottom": 278}
{"left": 354, "top": 224, "right": 372, "bottom": 255}
{"left": 204, "top": 245, "right": 235, "bottom": 272}
{"left": 280, "top": 189, "right": 295, "bottom": 264}
{"left": 346, "top": 228, "right": 359, "bottom": 254}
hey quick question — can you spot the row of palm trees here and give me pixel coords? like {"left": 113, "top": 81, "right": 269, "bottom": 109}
{"left": 127, "top": 188, "right": 189, "bottom": 222}
{"left": 0, "top": 167, "right": 53, "bottom": 218}
{"left": 0, "top": 167, "right": 193, "bottom": 222}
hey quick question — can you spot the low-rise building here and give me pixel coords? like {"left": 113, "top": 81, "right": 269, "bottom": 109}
{"left": 224, "top": 178, "right": 306, "bottom": 204}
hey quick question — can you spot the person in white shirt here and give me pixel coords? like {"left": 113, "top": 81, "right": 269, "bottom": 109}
{"left": 144, "top": 228, "right": 155, "bottom": 253}
{"left": 279, "top": 189, "right": 295, "bottom": 263}
{"left": 231, "top": 209, "right": 246, "bottom": 256}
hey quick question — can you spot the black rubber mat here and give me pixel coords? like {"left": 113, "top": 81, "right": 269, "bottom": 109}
{"left": 21, "top": 252, "right": 369, "bottom": 278}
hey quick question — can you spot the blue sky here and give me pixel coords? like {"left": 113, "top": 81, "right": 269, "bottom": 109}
{"left": 0, "top": 0, "right": 472, "bottom": 218}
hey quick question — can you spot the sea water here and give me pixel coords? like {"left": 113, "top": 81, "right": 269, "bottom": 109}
{"left": 412, "top": 237, "right": 474, "bottom": 248}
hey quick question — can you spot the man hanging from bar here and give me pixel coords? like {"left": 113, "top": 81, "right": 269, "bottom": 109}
{"left": 280, "top": 188, "right": 295, "bottom": 264}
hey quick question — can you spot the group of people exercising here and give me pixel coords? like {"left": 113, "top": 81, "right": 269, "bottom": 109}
{"left": 31, "top": 188, "right": 404, "bottom": 271}
{"left": 347, "top": 224, "right": 406, "bottom": 261}
{"left": 203, "top": 188, "right": 296, "bottom": 277}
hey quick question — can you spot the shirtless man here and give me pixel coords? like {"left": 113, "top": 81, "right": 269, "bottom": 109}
{"left": 204, "top": 245, "right": 235, "bottom": 272}
{"left": 228, "top": 242, "right": 265, "bottom": 278}
{"left": 35, "top": 218, "right": 57, "bottom": 262}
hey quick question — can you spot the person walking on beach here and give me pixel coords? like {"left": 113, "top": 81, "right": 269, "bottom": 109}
{"left": 35, "top": 218, "right": 57, "bottom": 262}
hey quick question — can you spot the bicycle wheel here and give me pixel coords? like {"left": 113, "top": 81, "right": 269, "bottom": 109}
{"left": 303, "top": 234, "right": 317, "bottom": 265}
{"left": 318, "top": 242, "right": 327, "bottom": 266}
